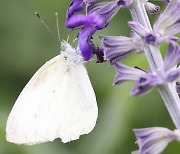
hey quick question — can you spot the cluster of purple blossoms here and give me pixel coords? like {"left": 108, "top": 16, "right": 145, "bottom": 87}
{"left": 66, "top": 0, "right": 180, "bottom": 153}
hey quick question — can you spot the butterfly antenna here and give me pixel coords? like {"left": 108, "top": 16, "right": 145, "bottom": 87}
{"left": 55, "top": 12, "right": 61, "bottom": 44}
{"left": 35, "top": 12, "right": 53, "bottom": 35}
{"left": 73, "top": 37, "right": 78, "bottom": 43}
{"left": 66, "top": 35, "right": 70, "bottom": 42}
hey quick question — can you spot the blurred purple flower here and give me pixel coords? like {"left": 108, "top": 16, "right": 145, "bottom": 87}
{"left": 128, "top": 20, "right": 178, "bottom": 44}
{"left": 132, "top": 127, "right": 180, "bottom": 154}
{"left": 128, "top": 1, "right": 180, "bottom": 45}
{"left": 154, "top": 0, "right": 180, "bottom": 38}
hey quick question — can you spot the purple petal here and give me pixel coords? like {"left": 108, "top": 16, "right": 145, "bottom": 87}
{"left": 86, "top": 1, "right": 108, "bottom": 14}
{"left": 95, "top": 1, "right": 121, "bottom": 27}
{"left": 158, "top": 35, "right": 179, "bottom": 43}
{"left": 131, "top": 73, "right": 162, "bottom": 96}
{"left": 114, "top": 63, "right": 145, "bottom": 85}
{"left": 100, "top": 36, "right": 134, "bottom": 64}
{"left": 133, "top": 127, "right": 179, "bottom": 154}
{"left": 164, "top": 41, "right": 180, "bottom": 71}
{"left": 166, "top": 70, "right": 180, "bottom": 82}
{"left": 78, "top": 25, "right": 96, "bottom": 61}
{"left": 145, "top": 2, "right": 160, "bottom": 14}
{"left": 86, "top": 0, "right": 133, "bottom": 14}
{"left": 128, "top": 21, "right": 149, "bottom": 37}
{"left": 86, "top": 0, "right": 121, "bottom": 29}
{"left": 84, "top": 0, "right": 99, "bottom": 4}
{"left": 165, "top": 20, "right": 180, "bottom": 36}
{"left": 128, "top": 21, "right": 159, "bottom": 44}
{"left": 66, "top": 0, "right": 84, "bottom": 18}
{"left": 66, "top": 0, "right": 100, "bottom": 18}
{"left": 100, "top": 35, "right": 144, "bottom": 64}
{"left": 66, "top": 13, "right": 105, "bottom": 29}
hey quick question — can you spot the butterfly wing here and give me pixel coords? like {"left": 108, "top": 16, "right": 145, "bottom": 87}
{"left": 6, "top": 55, "right": 98, "bottom": 144}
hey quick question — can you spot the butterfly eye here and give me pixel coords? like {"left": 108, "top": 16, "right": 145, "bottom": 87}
{"left": 64, "top": 56, "right": 67, "bottom": 60}
{"left": 61, "top": 44, "right": 66, "bottom": 51}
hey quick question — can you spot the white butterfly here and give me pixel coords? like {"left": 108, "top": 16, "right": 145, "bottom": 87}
{"left": 6, "top": 40, "right": 98, "bottom": 145}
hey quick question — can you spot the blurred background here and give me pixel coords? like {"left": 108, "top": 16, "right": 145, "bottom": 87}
{"left": 0, "top": 0, "right": 180, "bottom": 154}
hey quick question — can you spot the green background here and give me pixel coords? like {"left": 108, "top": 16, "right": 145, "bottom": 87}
{"left": 0, "top": 0, "right": 179, "bottom": 154}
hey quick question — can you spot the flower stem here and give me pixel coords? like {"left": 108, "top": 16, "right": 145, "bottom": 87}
{"left": 129, "top": 0, "right": 180, "bottom": 129}
{"left": 158, "top": 84, "right": 180, "bottom": 129}
{"left": 130, "top": 1, "right": 164, "bottom": 71}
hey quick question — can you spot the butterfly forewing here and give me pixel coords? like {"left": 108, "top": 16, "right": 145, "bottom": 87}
{"left": 6, "top": 54, "right": 98, "bottom": 145}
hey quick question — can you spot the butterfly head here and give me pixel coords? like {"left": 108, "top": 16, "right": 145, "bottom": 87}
{"left": 60, "top": 40, "right": 83, "bottom": 65}
{"left": 61, "top": 40, "right": 73, "bottom": 51}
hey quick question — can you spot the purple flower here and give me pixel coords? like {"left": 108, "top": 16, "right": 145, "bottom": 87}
{"left": 128, "top": 21, "right": 176, "bottom": 45}
{"left": 66, "top": 0, "right": 132, "bottom": 61}
{"left": 132, "top": 127, "right": 180, "bottom": 154}
{"left": 114, "top": 63, "right": 164, "bottom": 96}
{"left": 114, "top": 63, "right": 145, "bottom": 85}
{"left": 128, "top": 21, "right": 159, "bottom": 44}
{"left": 153, "top": 0, "right": 180, "bottom": 38}
{"left": 114, "top": 61, "right": 180, "bottom": 96}
{"left": 100, "top": 33, "right": 144, "bottom": 64}
{"left": 128, "top": 1, "right": 180, "bottom": 45}
{"left": 131, "top": 72, "right": 162, "bottom": 96}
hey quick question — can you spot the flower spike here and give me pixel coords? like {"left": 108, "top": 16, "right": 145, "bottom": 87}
{"left": 65, "top": 0, "right": 180, "bottom": 153}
